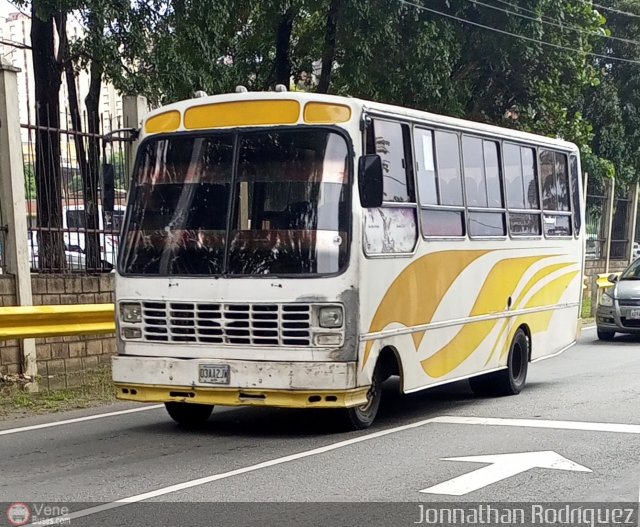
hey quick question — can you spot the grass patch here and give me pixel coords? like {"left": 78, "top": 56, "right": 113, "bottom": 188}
{"left": 0, "top": 367, "right": 116, "bottom": 421}
{"left": 581, "top": 296, "right": 592, "bottom": 319}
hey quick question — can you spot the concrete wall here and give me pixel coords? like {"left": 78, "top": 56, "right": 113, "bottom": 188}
{"left": 0, "top": 274, "right": 116, "bottom": 389}
{"left": 0, "top": 276, "right": 20, "bottom": 375}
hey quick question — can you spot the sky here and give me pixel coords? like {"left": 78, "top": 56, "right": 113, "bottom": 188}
{"left": 0, "top": 0, "right": 19, "bottom": 20}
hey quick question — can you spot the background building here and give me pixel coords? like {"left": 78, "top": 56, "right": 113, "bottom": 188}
{"left": 0, "top": 9, "right": 123, "bottom": 166}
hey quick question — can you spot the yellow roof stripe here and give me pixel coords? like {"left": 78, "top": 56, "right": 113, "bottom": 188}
{"left": 303, "top": 102, "right": 351, "bottom": 124}
{"left": 184, "top": 100, "right": 300, "bottom": 129}
{"left": 145, "top": 110, "right": 181, "bottom": 134}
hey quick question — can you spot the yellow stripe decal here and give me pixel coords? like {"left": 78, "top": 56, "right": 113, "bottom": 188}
{"left": 420, "top": 256, "right": 546, "bottom": 378}
{"left": 499, "top": 270, "right": 580, "bottom": 360}
{"left": 484, "top": 262, "right": 575, "bottom": 366}
{"left": 363, "top": 250, "right": 490, "bottom": 367}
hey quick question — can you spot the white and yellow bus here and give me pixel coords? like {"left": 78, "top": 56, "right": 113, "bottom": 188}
{"left": 113, "top": 88, "right": 585, "bottom": 429}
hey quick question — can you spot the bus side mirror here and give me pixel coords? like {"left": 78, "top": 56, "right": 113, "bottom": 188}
{"left": 358, "top": 154, "right": 383, "bottom": 208}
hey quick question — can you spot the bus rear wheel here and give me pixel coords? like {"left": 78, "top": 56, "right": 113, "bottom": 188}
{"left": 340, "top": 366, "right": 383, "bottom": 430}
{"left": 165, "top": 402, "right": 214, "bottom": 426}
{"left": 470, "top": 328, "right": 529, "bottom": 397}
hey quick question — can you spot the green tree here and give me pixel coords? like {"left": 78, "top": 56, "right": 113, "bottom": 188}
{"left": 23, "top": 163, "right": 37, "bottom": 200}
{"left": 582, "top": 0, "right": 640, "bottom": 190}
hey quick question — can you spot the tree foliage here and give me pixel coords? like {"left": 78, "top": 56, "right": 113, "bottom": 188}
{"left": 21, "top": 0, "right": 640, "bottom": 209}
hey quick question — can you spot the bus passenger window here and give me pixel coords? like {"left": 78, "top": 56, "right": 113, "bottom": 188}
{"left": 462, "top": 136, "right": 486, "bottom": 207}
{"left": 413, "top": 128, "right": 465, "bottom": 237}
{"left": 421, "top": 209, "right": 465, "bottom": 237}
{"left": 540, "top": 149, "right": 571, "bottom": 237}
{"left": 505, "top": 143, "right": 542, "bottom": 236}
{"left": 570, "top": 155, "right": 581, "bottom": 235}
{"left": 484, "top": 140, "right": 503, "bottom": 208}
{"left": 505, "top": 144, "right": 524, "bottom": 209}
{"left": 555, "top": 153, "right": 570, "bottom": 212}
{"left": 462, "top": 136, "right": 505, "bottom": 237}
{"left": 521, "top": 148, "right": 539, "bottom": 209}
{"left": 414, "top": 129, "right": 437, "bottom": 206}
{"left": 435, "top": 131, "right": 463, "bottom": 206}
{"left": 372, "top": 120, "right": 411, "bottom": 203}
{"left": 540, "top": 150, "right": 557, "bottom": 211}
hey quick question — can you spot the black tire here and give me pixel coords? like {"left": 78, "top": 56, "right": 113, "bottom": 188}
{"left": 597, "top": 328, "right": 615, "bottom": 341}
{"left": 340, "top": 365, "right": 383, "bottom": 430}
{"left": 470, "top": 328, "right": 529, "bottom": 397}
{"left": 165, "top": 402, "right": 214, "bottom": 426}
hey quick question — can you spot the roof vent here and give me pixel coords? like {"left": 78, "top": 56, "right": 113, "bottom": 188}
{"left": 274, "top": 84, "right": 288, "bottom": 92}
{"left": 194, "top": 90, "right": 207, "bottom": 98}
{"left": 235, "top": 85, "right": 248, "bottom": 93}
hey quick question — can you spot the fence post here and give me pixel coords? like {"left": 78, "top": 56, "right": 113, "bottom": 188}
{"left": 626, "top": 182, "right": 639, "bottom": 261}
{"left": 0, "top": 61, "right": 37, "bottom": 384}
{"left": 122, "top": 95, "right": 148, "bottom": 180}
{"left": 603, "top": 177, "right": 616, "bottom": 274}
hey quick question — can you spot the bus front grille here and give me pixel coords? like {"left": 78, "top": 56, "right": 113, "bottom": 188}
{"left": 141, "top": 302, "right": 312, "bottom": 346}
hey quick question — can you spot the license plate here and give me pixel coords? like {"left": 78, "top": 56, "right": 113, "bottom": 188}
{"left": 199, "top": 364, "right": 230, "bottom": 385}
{"left": 630, "top": 309, "right": 640, "bottom": 319}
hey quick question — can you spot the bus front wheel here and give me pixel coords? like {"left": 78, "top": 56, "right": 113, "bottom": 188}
{"left": 165, "top": 402, "right": 214, "bottom": 426}
{"left": 470, "top": 328, "right": 529, "bottom": 397}
{"left": 340, "top": 365, "right": 383, "bottom": 430}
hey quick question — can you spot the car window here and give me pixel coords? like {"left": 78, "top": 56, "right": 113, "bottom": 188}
{"left": 620, "top": 260, "right": 640, "bottom": 279}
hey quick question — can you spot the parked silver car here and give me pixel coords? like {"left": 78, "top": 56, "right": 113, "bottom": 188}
{"left": 596, "top": 259, "right": 640, "bottom": 340}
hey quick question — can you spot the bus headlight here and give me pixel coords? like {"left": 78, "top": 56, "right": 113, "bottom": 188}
{"left": 120, "top": 302, "right": 142, "bottom": 324}
{"left": 317, "top": 306, "right": 344, "bottom": 328}
{"left": 599, "top": 293, "right": 614, "bottom": 307}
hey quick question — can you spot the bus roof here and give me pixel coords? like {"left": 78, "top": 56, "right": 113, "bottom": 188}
{"left": 141, "top": 90, "right": 579, "bottom": 152}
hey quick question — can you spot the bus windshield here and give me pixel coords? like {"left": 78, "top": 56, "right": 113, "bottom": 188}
{"left": 120, "top": 128, "right": 350, "bottom": 276}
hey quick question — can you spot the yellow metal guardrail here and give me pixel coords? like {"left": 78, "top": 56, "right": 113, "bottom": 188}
{"left": 0, "top": 272, "right": 625, "bottom": 340}
{"left": 596, "top": 272, "right": 620, "bottom": 289}
{"left": 0, "top": 304, "right": 116, "bottom": 340}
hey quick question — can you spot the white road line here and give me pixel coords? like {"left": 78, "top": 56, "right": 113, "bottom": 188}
{"left": 25, "top": 413, "right": 640, "bottom": 524}
{"left": 582, "top": 325, "right": 596, "bottom": 331}
{"left": 0, "top": 405, "right": 164, "bottom": 437}
{"left": 432, "top": 415, "right": 640, "bottom": 434}
{"left": 27, "top": 416, "right": 440, "bottom": 524}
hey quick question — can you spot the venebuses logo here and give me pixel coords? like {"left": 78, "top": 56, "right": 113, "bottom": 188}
{"left": 6, "top": 502, "right": 31, "bottom": 526}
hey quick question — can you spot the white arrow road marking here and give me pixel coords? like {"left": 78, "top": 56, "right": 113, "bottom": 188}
{"left": 420, "top": 451, "right": 592, "bottom": 496}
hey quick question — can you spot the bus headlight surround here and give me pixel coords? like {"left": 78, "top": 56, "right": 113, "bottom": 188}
{"left": 599, "top": 293, "right": 614, "bottom": 307}
{"left": 317, "top": 306, "right": 344, "bottom": 328}
{"left": 120, "top": 302, "right": 142, "bottom": 324}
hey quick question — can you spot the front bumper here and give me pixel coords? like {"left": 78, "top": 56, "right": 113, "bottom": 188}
{"left": 596, "top": 305, "right": 640, "bottom": 334}
{"left": 112, "top": 356, "right": 365, "bottom": 409}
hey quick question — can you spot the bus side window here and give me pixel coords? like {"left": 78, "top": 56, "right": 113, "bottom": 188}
{"left": 505, "top": 143, "right": 542, "bottom": 237}
{"left": 362, "top": 118, "right": 418, "bottom": 255}
{"left": 570, "top": 154, "right": 581, "bottom": 235}
{"left": 462, "top": 136, "right": 506, "bottom": 237}
{"left": 371, "top": 119, "right": 412, "bottom": 203}
{"left": 540, "top": 149, "right": 572, "bottom": 237}
{"left": 414, "top": 128, "right": 465, "bottom": 237}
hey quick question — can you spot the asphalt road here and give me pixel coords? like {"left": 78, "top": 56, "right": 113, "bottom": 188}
{"left": 1, "top": 326, "right": 639, "bottom": 526}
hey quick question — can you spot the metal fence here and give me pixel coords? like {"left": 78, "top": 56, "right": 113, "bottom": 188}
{"left": 585, "top": 194, "right": 606, "bottom": 260}
{"left": 610, "top": 196, "right": 631, "bottom": 260}
{"left": 22, "top": 111, "right": 131, "bottom": 273}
